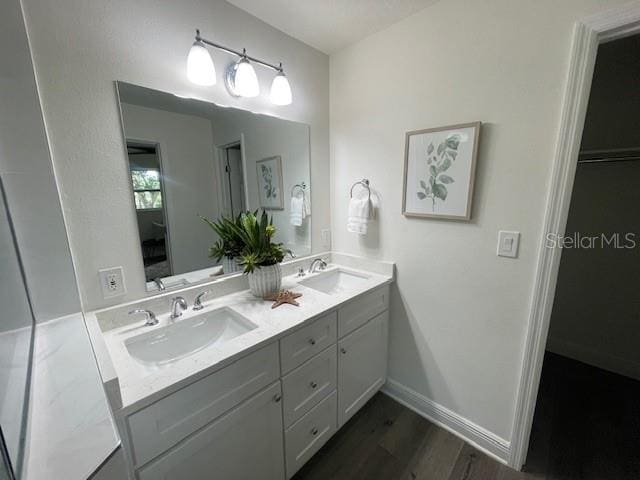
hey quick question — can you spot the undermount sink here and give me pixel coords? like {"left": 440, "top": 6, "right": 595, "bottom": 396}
{"left": 299, "top": 268, "right": 369, "bottom": 295}
{"left": 125, "top": 307, "right": 257, "bottom": 365}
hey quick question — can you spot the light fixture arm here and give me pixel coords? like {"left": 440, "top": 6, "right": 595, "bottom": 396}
{"left": 195, "top": 29, "right": 283, "bottom": 73}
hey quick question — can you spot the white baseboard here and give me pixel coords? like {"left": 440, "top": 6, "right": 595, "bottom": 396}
{"left": 381, "top": 378, "right": 510, "bottom": 465}
{"left": 546, "top": 337, "right": 640, "bottom": 381}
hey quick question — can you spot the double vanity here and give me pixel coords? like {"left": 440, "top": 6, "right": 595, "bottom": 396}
{"left": 86, "top": 254, "right": 394, "bottom": 479}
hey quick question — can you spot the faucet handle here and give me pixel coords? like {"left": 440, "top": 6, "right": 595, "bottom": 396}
{"left": 129, "top": 309, "right": 159, "bottom": 326}
{"left": 193, "top": 290, "right": 212, "bottom": 311}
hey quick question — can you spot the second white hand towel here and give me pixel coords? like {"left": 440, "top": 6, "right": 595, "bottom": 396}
{"left": 290, "top": 195, "right": 304, "bottom": 226}
{"left": 347, "top": 196, "right": 371, "bottom": 235}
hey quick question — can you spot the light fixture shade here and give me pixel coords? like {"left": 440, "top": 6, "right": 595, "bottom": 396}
{"left": 234, "top": 58, "right": 259, "bottom": 97}
{"left": 187, "top": 41, "right": 216, "bottom": 86}
{"left": 270, "top": 72, "right": 292, "bottom": 105}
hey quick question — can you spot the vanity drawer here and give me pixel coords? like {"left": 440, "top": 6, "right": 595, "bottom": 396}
{"left": 127, "top": 342, "right": 279, "bottom": 467}
{"left": 284, "top": 390, "right": 337, "bottom": 479}
{"left": 338, "top": 285, "right": 389, "bottom": 337}
{"left": 282, "top": 345, "right": 337, "bottom": 427}
{"left": 280, "top": 311, "right": 337, "bottom": 374}
{"left": 137, "top": 382, "right": 285, "bottom": 480}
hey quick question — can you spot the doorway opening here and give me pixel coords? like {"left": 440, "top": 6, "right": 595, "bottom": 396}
{"left": 218, "top": 141, "right": 246, "bottom": 217}
{"left": 518, "top": 32, "right": 640, "bottom": 479}
{"left": 127, "top": 141, "right": 172, "bottom": 281}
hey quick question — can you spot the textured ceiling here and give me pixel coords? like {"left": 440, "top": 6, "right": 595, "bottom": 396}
{"left": 227, "top": 0, "right": 439, "bottom": 54}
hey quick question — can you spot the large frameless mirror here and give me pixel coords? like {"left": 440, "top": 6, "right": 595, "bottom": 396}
{"left": 116, "top": 82, "right": 312, "bottom": 292}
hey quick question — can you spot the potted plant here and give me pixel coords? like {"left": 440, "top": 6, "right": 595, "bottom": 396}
{"left": 230, "top": 210, "right": 290, "bottom": 297}
{"left": 201, "top": 213, "right": 244, "bottom": 274}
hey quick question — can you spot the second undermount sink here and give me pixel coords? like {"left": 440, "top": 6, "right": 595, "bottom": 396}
{"left": 125, "top": 307, "right": 257, "bottom": 365}
{"left": 299, "top": 268, "right": 369, "bottom": 295}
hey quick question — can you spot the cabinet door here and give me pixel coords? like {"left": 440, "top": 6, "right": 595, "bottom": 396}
{"left": 337, "top": 311, "right": 388, "bottom": 427}
{"left": 137, "top": 382, "right": 285, "bottom": 480}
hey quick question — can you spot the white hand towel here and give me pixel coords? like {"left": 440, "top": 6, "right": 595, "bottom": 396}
{"left": 303, "top": 190, "right": 311, "bottom": 217}
{"left": 290, "top": 196, "right": 304, "bottom": 226}
{"left": 347, "top": 196, "right": 371, "bottom": 235}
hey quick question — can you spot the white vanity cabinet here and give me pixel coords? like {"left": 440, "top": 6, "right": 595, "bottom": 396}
{"left": 137, "top": 382, "right": 285, "bottom": 480}
{"left": 118, "top": 284, "right": 390, "bottom": 480}
{"left": 338, "top": 311, "right": 388, "bottom": 427}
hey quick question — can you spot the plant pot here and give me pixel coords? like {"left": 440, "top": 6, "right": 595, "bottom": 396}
{"left": 222, "top": 256, "right": 241, "bottom": 274}
{"left": 248, "top": 264, "right": 282, "bottom": 297}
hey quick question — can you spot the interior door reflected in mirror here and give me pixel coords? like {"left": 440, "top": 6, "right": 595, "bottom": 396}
{"left": 116, "top": 82, "right": 312, "bottom": 291}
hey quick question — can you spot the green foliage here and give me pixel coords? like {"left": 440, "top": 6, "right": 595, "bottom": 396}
{"left": 205, "top": 210, "right": 290, "bottom": 274}
{"left": 418, "top": 133, "right": 461, "bottom": 209}
{"left": 201, "top": 213, "right": 245, "bottom": 262}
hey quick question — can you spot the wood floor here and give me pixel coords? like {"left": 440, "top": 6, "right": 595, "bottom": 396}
{"left": 293, "top": 353, "right": 640, "bottom": 480}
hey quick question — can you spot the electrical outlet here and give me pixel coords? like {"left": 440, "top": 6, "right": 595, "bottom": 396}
{"left": 321, "top": 229, "right": 331, "bottom": 250}
{"left": 99, "top": 266, "right": 126, "bottom": 298}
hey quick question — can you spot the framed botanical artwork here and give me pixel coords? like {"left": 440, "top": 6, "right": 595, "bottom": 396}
{"left": 402, "top": 121, "right": 481, "bottom": 220}
{"left": 256, "top": 156, "right": 284, "bottom": 210}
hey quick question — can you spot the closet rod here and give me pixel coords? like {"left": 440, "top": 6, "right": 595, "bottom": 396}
{"left": 578, "top": 156, "right": 640, "bottom": 164}
{"left": 578, "top": 147, "right": 640, "bottom": 164}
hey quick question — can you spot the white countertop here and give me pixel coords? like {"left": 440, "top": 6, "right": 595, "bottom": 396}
{"left": 24, "top": 314, "right": 120, "bottom": 480}
{"left": 87, "top": 254, "right": 394, "bottom": 414}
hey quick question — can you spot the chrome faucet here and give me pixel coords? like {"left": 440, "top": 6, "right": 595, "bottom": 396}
{"left": 129, "top": 309, "right": 159, "bottom": 327}
{"left": 170, "top": 296, "right": 188, "bottom": 320}
{"left": 153, "top": 277, "right": 166, "bottom": 291}
{"left": 308, "top": 258, "right": 327, "bottom": 274}
{"left": 193, "top": 290, "right": 212, "bottom": 311}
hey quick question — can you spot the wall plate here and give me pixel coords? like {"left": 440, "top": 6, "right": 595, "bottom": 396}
{"left": 99, "top": 266, "right": 126, "bottom": 298}
{"left": 497, "top": 231, "right": 520, "bottom": 258}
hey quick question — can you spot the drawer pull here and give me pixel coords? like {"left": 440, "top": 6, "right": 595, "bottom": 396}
{"left": 308, "top": 338, "right": 316, "bottom": 346}
{"left": 273, "top": 393, "right": 282, "bottom": 403}
{"left": 311, "top": 427, "right": 319, "bottom": 436}
{"left": 340, "top": 347, "right": 347, "bottom": 354}
{"left": 309, "top": 381, "right": 318, "bottom": 389}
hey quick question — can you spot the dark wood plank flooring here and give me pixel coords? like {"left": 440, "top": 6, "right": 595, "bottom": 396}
{"left": 293, "top": 353, "right": 640, "bottom": 480}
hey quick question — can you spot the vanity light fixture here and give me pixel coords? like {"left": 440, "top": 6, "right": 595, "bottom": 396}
{"left": 187, "top": 38, "right": 216, "bottom": 86}
{"left": 187, "top": 29, "right": 293, "bottom": 105}
{"left": 270, "top": 66, "right": 293, "bottom": 106}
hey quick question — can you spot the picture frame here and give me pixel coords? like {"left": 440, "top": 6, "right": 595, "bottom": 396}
{"left": 402, "top": 121, "right": 481, "bottom": 221}
{"left": 256, "top": 156, "right": 284, "bottom": 210}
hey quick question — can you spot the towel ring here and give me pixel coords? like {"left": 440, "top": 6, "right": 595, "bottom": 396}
{"left": 291, "top": 182, "right": 306, "bottom": 197}
{"left": 350, "top": 179, "right": 371, "bottom": 200}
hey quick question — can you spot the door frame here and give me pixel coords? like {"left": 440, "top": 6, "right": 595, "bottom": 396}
{"left": 215, "top": 136, "right": 249, "bottom": 216}
{"left": 509, "top": 2, "right": 640, "bottom": 469}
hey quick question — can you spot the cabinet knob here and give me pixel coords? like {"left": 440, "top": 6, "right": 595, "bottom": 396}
{"left": 310, "top": 381, "right": 318, "bottom": 389}
{"left": 340, "top": 347, "right": 347, "bottom": 354}
{"left": 308, "top": 338, "right": 316, "bottom": 346}
{"left": 273, "top": 393, "right": 282, "bottom": 403}
{"left": 311, "top": 427, "right": 319, "bottom": 436}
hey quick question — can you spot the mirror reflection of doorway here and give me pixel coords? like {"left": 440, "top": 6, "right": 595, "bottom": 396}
{"left": 220, "top": 142, "right": 246, "bottom": 217}
{"left": 127, "top": 141, "right": 172, "bottom": 281}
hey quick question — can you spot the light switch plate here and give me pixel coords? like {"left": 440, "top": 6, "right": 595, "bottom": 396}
{"left": 497, "top": 231, "right": 520, "bottom": 258}
{"left": 321, "top": 229, "right": 331, "bottom": 250}
{"left": 99, "top": 266, "right": 126, "bottom": 298}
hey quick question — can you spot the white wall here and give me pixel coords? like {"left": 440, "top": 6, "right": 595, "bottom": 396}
{"left": 1, "top": 2, "right": 122, "bottom": 479}
{"left": 21, "top": 0, "right": 330, "bottom": 310}
{"left": 330, "top": 0, "right": 626, "bottom": 445}
{"left": 0, "top": 0, "right": 80, "bottom": 321}
{"left": 121, "top": 103, "right": 219, "bottom": 274}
